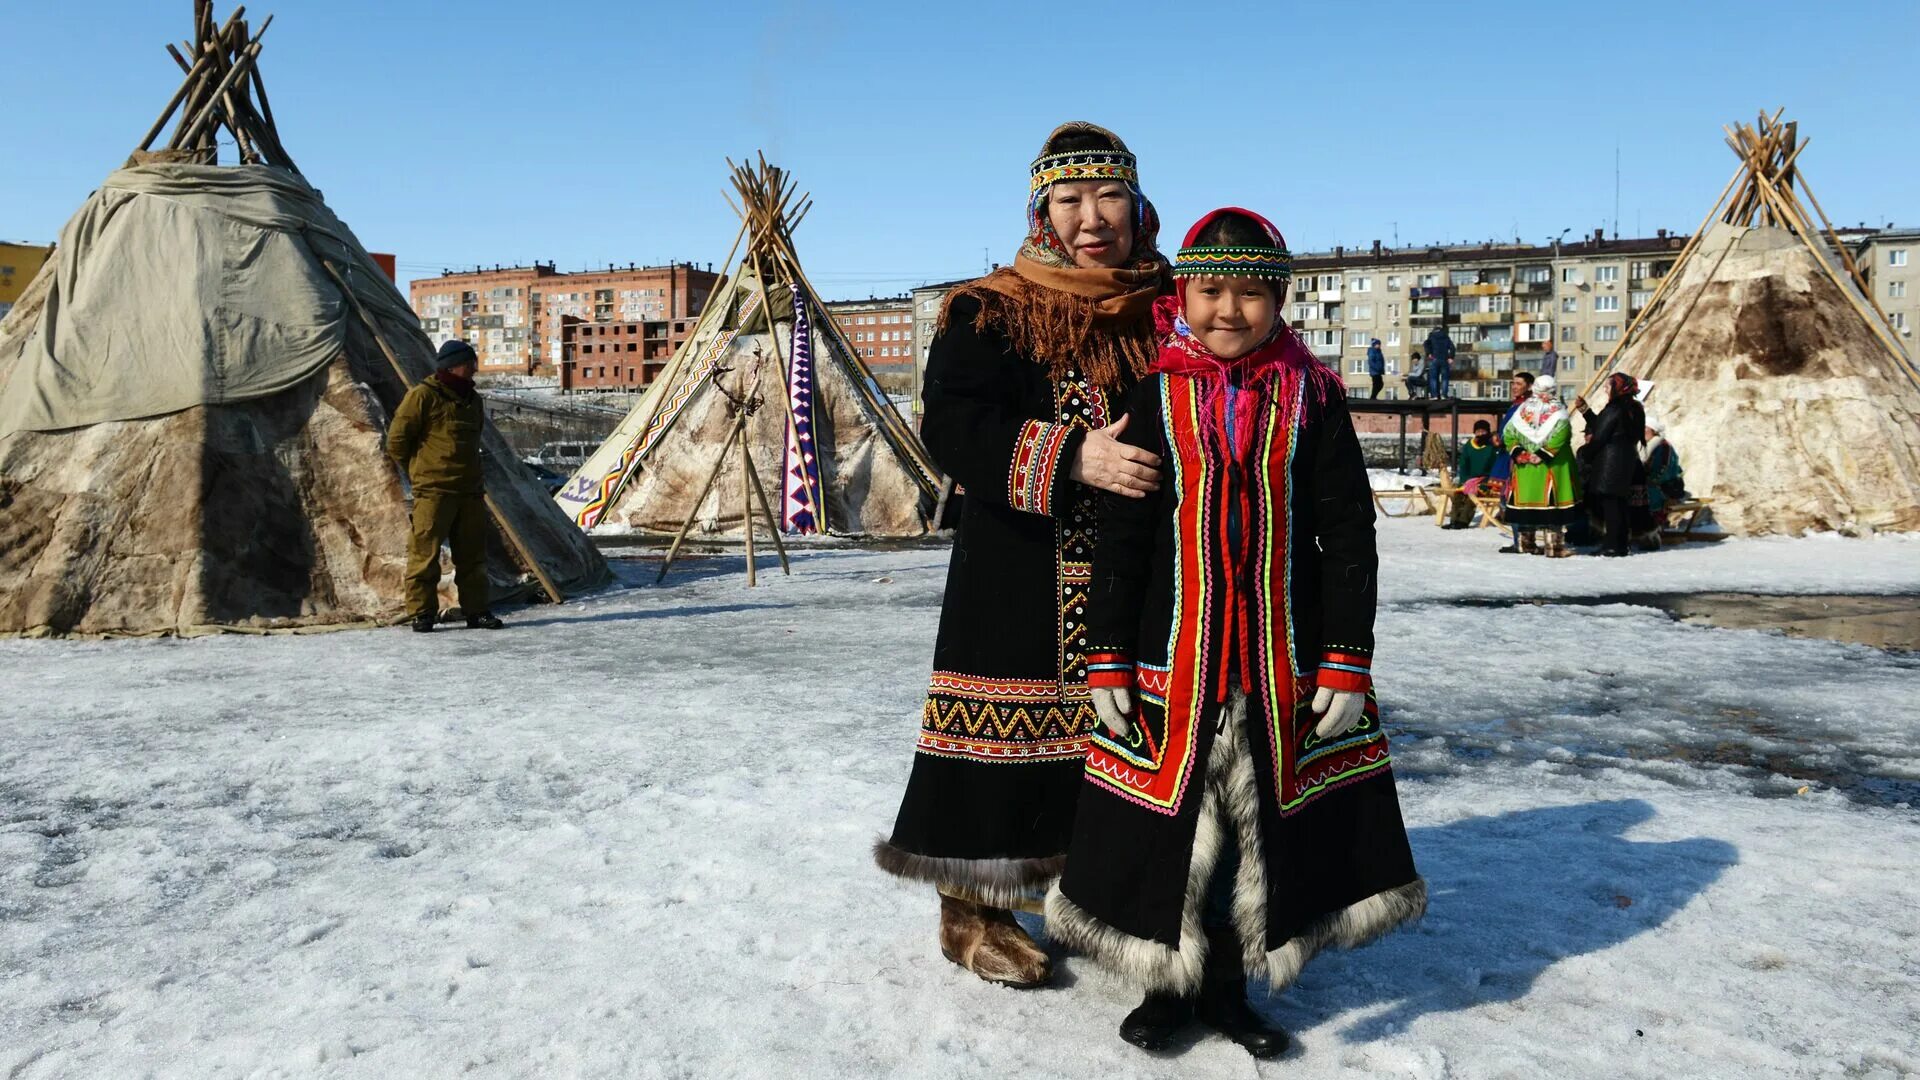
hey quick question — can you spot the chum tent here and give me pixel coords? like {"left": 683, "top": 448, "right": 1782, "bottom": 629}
{"left": 555, "top": 157, "right": 942, "bottom": 539}
{"left": 0, "top": 4, "right": 610, "bottom": 636}
{"left": 1583, "top": 111, "right": 1920, "bottom": 536}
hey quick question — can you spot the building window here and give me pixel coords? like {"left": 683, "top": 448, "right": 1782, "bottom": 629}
{"left": 1418, "top": 273, "right": 1439, "bottom": 287}
{"left": 1594, "top": 325, "right": 1622, "bottom": 342}
{"left": 1320, "top": 274, "right": 1342, "bottom": 291}
{"left": 1449, "top": 270, "right": 1479, "bottom": 287}
{"left": 1890, "top": 281, "right": 1907, "bottom": 299}
{"left": 1561, "top": 326, "right": 1578, "bottom": 341}
{"left": 1594, "top": 295, "right": 1621, "bottom": 313}
{"left": 1890, "top": 249, "right": 1908, "bottom": 267}
{"left": 1386, "top": 303, "right": 1399, "bottom": 319}
{"left": 1561, "top": 267, "right": 1583, "bottom": 284}
{"left": 1386, "top": 275, "right": 1402, "bottom": 291}
{"left": 1595, "top": 265, "right": 1620, "bottom": 283}
{"left": 1350, "top": 277, "right": 1372, "bottom": 293}
{"left": 1628, "top": 290, "right": 1653, "bottom": 309}
{"left": 1561, "top": 297, "right": 1579, "bottom": 313}
{"left": 1293, "top": 303, "right": 1317, "bottom": 321}
{"left": 1348, "top": 330, "right": 1371, "bottom": 347}
{"left": 1386, "top": 331, "right": 1401, "bottom": 347}
{"left": 1893, "top": 312, "right": 1909, "bottom": 331}
{"left": 1351, "top": 303, "right": 1374, "bottom": 320}
{"left": 1520, "top": 266, "right": 1551, "bottom": 284}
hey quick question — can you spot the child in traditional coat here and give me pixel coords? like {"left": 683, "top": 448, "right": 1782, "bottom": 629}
{"left": 1047, "top": 208, "right": 1424, "bottom": 1058}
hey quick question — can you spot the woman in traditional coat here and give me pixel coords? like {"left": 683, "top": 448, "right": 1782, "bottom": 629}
{"left": 874, "top": 122, "right": 1172, "bottom": 988}
{"left": 1047, "top": 209, "right": 1424, "bottom": 1057}
{"left": 1574, "top": 372, "right": 1648, "bottom": 557}
{"left": 1503, "top": 374, "right": 1581, "bottom": 556}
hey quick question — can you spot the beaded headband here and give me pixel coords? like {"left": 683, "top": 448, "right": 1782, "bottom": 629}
{"left": 1171, "top": 245, "right": 1293, "bottom": 280}
{"left": 1029, "top": 149, "right": 1139, "bottom": 194}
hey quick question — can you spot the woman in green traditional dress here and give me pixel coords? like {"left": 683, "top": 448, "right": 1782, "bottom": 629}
{"left": 1501, "top": 375, "right": 1581, "bottom": 557}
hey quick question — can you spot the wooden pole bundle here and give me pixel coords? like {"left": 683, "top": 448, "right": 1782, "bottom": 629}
{"left": 135, "top": 4, "right": 297, "bottom": 174}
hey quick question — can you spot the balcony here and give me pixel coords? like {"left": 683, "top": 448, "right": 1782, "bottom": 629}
{"left": 1409, "top": 313, "right": 1445, "bottom": 327}
{"left": 1410, "top": 286, "right": 1447, "bottom": 299}
{"left": 1309, "top": 343, "right": 1342, "bottom": 359}
{"left": 1462, "top": 311, "right": 1511, "bottom": 325}
{"left": 1476, "top": 339, "right": 1515, "bottom": 352}
{"left": 1513, "top": 281, "right": 1553, "bottom": 296}
{"left": 1318, "top": 288, "right": 1342, "bottom": 303}
{"left": 1294, "top": 290, "right": 1318, "bottom": 303}
{"left": 1458, "top": 283, "right": 1504, "bottom": 297}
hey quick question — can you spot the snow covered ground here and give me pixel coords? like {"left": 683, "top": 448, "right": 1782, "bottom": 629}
{"left": 3, "top": 520, "right": 1917, "bottom": 1079}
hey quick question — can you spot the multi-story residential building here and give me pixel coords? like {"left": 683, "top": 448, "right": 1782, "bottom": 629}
{"left": 1290, "top": 229, "right": 1689, "bottom": 400}
{"left": 1856, "top": 228, "right": 1917, "bottom": 358}
{"left": 824, "top": 296, "right": 917, "bottom": 375}
{"left": 0, "top": 240, "right": 54, "bottom": 321}
{"left": 559, "top": 317, "right": 676, "bottom": 391}
{"left": 411, "top": 262, "right": 719, "bottom": 378}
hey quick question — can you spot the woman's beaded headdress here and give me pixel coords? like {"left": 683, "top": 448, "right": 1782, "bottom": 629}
{"left": 1021, "top": 122, "right": 1158, "bottom": 268}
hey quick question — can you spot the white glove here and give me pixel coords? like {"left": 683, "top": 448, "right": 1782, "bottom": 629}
{"left": 1311, "top": 686, "right": 1366, "bottom": 740}
{"left": 1092, "top": 686, "right": 1133, "bottom": 738}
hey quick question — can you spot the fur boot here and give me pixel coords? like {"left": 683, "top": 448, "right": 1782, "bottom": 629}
{"left": 939, "top": 892, "right": 1050, "bottom": 989}
{"left": 1516, "top": 529, "right": 1540, "bottom": 555}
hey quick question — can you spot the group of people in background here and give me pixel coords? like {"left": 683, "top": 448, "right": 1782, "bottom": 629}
{"left": 1382, "top": 325, "right": 1460, "bottom": 400}
{"left": 1446, "top": 369, "right": 1689, "bottom": 556}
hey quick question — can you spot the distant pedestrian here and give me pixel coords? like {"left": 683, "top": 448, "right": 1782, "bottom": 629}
{"left": 1640, "top": 414, "right": 1688, "bottom": 546}
{"left": 1367, "top": 338, "right": 1386, "bottom": 399}
{"left": 1424, "top": 326, "right": 1455, "bottom": 398}
{"left": 1538, "top": 344, "right": 1560, "bottom": 380}
{"left": 386, "top": 339, "right": 504, "bottom": 632}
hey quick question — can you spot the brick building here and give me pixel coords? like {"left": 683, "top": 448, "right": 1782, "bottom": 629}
{"left": 411, "top": 262, "right": 719, "bottom": 378}
{"left": 824, "top": 296, "right": 917, "bottom": 373}
{"left": 560, "top": 317, "right": 677, "bottom": 391}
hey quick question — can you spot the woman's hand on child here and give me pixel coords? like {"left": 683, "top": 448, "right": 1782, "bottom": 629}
{"left": 1071, "top": 415, "right": 1162, "bottom": 498}
{"left": 1092, "top": 686, "right": 1133, "bottom": 738}
{"left": 1311, "top": 687, "right": 1366, "bottom": 739}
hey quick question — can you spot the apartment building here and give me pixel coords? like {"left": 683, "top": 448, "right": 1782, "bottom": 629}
{"left": 411, "top": 262, "right": 719, "bottom": 378}
{"left": 1288, "top": 229, "right": 1687, "bottom": 400}
{"left": 824, "top": 296, "right": 917, "bottom": 373}
{"left": 1856, "top": 228, "right": 1917, "bottom": 358}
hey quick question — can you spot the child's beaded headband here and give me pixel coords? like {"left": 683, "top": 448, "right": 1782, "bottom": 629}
{"left": 1171, "top": 244, "right": 1293, "bottom": 281}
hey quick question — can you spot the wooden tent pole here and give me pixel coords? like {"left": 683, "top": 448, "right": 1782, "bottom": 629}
{"left": 177, "top": 17, "right": 271, "bottom": 150}
{"left": 1798, "top": 174, "right": 1892, "bottom": 322}
{"left": 739, "top": 417, "right": 757, "bottom": 587}
{"left": 742, "top": 440, "right": 791, "bottom": 575}
{"left": 655, "top": 408, "right": 750, "bottom": 584}
{"left": 317, "top": 256, "right": 566, "bottom": 604}
{"left": 138, "top": 51, "right": 212, "bottom": 151}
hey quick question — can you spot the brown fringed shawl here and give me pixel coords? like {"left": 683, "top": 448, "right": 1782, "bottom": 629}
{"left": 940, "top": 254, "right": 1170, "bottom": 388}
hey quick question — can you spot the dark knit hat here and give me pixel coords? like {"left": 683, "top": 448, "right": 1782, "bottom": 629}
{"left": 436, "top": 339, "right": 478, "bottom": 371}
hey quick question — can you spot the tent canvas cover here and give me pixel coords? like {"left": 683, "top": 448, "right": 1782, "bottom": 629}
{"left": 1586, "top": 112, "right": 1920, "bottom": 537}
{"left": 557, "top": 159, "right": 941, "bottom": 538}
{"left": 0, "top": 9, "right": 608, "bottom": 637}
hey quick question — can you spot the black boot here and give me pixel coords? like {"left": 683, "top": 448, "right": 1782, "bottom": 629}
{"left": 1119, "top": 989, "right": 1193, "bottom": 1052}
{"left": 466, "top": 612, "right": 504, "bottom": 630}
{"left": 410, "top": 614, "right": 436, "bottom": 633}
{"left": 1197, "top": 933, "right": 1289, "bottom": 1058}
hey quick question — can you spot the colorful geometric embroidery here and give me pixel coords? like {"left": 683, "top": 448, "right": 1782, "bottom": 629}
{"left": 1009, "top": 419, "right": 1070, "bottom": 516}
{"left": 1084, "top": 652, "right": 1132, "bottom": 689}
{"left": 780, "top": 287, "right": 827, "bottom": 534}
{"left": 1172, "top": 245, "right": 1293, "bottom": 280}
{"left": 1053, "top": 372, "right": 1108, "bottom": 691}
{"left": 917, "top": 672, "right": 1095, "bottom": 763}
{"left": 1028, "top": 149, "right": 1139, "bottom": 194}
{"left": 1083, "top": 380, "right": 1206, "bottom": 815}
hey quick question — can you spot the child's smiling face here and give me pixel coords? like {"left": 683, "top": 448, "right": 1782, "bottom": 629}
{"left": 1184, "top": 275, "right": 1282, "bottom": 360}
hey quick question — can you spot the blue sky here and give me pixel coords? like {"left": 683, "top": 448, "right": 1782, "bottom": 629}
{"left": 5, "top": 1, "right": 1915, "bottom": 296}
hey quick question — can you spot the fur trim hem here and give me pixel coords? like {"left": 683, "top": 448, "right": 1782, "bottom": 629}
{"left": 1043, "top": 694, "right": 1264, "bottom": 994}
{"left": 870, "top": 837, "right": 1064, "bottom": 910}
{"left": 1264, "top": 876, "right": 1429, "bottom": 993}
